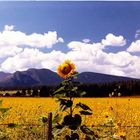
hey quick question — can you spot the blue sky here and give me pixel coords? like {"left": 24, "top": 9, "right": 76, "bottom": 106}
{"left": 0, "top": 1, "right": 140, "bottom": 78}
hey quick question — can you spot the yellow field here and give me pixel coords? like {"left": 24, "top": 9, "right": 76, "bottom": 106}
{"left": 0, "top": 97, "right": 140, "bottom": 139}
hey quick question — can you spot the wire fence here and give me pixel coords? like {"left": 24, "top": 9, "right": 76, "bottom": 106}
{"left": 0, "top": 111, "right": 140, "bottom": 140}
{"left": 55, "top": 125, "right": 140, "bottom": 140}
{"left": 0, "top": 123, "right": 140, "bottom": 140}
{"left": 0, "top": 123, "right": 46, "bottom": 140}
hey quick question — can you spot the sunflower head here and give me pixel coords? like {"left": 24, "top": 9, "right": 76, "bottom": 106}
{"left": 114, "top": 131, "right": 126, "bottom": 138}
{"left": 57, "top": 60, "right": 75, "bottom": 79}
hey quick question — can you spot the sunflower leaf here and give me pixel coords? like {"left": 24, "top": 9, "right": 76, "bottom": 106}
{"left": 72, "top": 87, "right": 78, "bottom": 91}
{"left": 0, "top": 108, "right": 10, "bottom": 113}
{"left": 7, "top": 123, "right": 18, "bottom": 128}
{"left": 80, "top": 91, "right": 86, "bottom": 97}
{"left": 76, "top": 102, "right": 92, "bottom": 111}
{"left": 52, "top": 114, "right": 62, "bottom": 124}
{"left": 80, "top": 125, "right": 95, "bottom": 135}
{"left": 0, "top": 100, "right": 2, "bottom": 107}
{"left": 53, "top": 86, "right": 65, "bottom": 95}
{"left": 79, "top": 110, "right": 92, "bottom": 115}
{"left": 53, "top": 93, "right": 66, "bottom": 98}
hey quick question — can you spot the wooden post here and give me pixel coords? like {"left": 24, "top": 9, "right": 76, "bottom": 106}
{"left": 46, "top": 112, "right": 52, "bottom": 140}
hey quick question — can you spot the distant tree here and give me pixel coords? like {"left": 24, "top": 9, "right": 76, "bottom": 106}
{"left": 21, "top": 89, "right": 26, "bottom": 96}
{"left": 26, "top": 89, "right": 31, "bottom": 96}
{"left": 3, "top": 93, "right": 11, "bottom": 97}
{"left": 32, "top": 89, "right": 38, "bottom": 97}
{"left": 15, "top": 91, "right": 21, "bottom": 96}
{"left": 40, "top": 86, "right": 49, "bottom": 97}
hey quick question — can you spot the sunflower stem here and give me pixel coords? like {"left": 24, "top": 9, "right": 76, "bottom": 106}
{"left": 70, "top": 96, "right": 73, "bottom": 136}
{"left": 69, "top": 78, "right": 73, "bottom": 136}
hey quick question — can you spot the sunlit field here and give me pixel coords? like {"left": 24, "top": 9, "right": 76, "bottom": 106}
{"left": 0, "top": 97, "right": 140, "bottom": 139}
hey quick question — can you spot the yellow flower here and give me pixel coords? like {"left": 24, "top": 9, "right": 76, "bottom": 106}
{"left": 119, "top": 131, "right": 126, "bottom": 138}
{"left": 104, "top": 111, "right": 110, "bottom": 118}
{"left": 113, "top": 131, "right": 126, "bottom": 139}
{"left": 57, "top": 60, "right": 75, "bottom": 79}
{"left": 114, "top": 122, "right": 121, "bottom": 129}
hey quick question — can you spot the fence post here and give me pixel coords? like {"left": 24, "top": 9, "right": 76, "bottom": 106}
{"left": 46, "top": 112, "right": 52, "bottom": 140}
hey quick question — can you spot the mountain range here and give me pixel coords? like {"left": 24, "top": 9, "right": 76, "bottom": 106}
{"left": 0, "top": 68, "right": 138, "bottom": 88}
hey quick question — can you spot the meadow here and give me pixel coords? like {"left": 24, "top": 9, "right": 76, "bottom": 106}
{"left": 0, "top": 97, "right": 140, "bottom": 139}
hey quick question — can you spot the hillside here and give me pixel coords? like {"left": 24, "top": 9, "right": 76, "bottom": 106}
{"left": 0, "top": 68, "right": 138, "bottom": 88}
{"left": 0, "top": 72, "right": 11, "bottom": 79}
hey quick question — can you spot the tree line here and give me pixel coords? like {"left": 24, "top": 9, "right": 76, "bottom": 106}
{"left": 0, "top": 80, "right": 140, "bottom": 97}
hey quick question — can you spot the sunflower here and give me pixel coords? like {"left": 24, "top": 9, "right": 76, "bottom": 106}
{"left": 57, "top": 60, "right": 75, "bottom": 79}
{"left": 113, "top": 131, "right": 126, "bottom": 139}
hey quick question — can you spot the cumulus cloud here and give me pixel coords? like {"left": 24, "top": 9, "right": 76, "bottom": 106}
{"left": 102, "top": 33, "right": 126, "bottom": 46}
{"left": 0, "top": 27, "right": 140, "bottom": 79}
{"left": 68, "top": 41, "right": 104, "bottom": 52}
{"left": 1, "top": 48, "right": 43, "bottom": 72}
{"left": 104, "top": 51, "right": 134, "bottom": 67}
{"left": 0, "top": 46, "right": 23, "bottom": 58}
{"left": 82, "top": 39, "right": 90, "bottom": 43}
{"left": 135, "top": 29, "right": 140, "bottom": 39}
{"left": 0, "top": 48, "right": 65, "bottom": 73}
{"left": 1, "top": 38, "right": 140, "bottom": 78}
{"left": 66, "top": 40, "right": 140, "bottom": 78}
{"left": 127, "top": 40, "right": 140, "bottom": 52}
{"left": 0, "top": 25, "right": 64, "bottom": 59}
{"left": 0, "top": 25, "right": 64, "bottom": 49}
{"left": 4, "top": 25, "right": 14, "bottom": 31}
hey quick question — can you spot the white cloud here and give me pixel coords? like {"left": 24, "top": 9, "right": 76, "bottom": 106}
{"left": 127, "top": 40, "right": 140, "bottom": 52}
{"left": 0, "top": 27, "right": 140, "bottom": 79}
{"left": 0, "top": 46, "right": 23, "bottom": 58}
{"left": 0, "top": 25, "right": 64, "bottom": 49}
{"left": 82, "top": 39, "right": 90, "bottom": 43}
{"left": 1, "top": 39, "right": 139, "bottom": 78}
{"left": 68, "top": 41, "right": 104, "bottom": 52}
{"left": 110, "top": 69, "right": 126, "bottom": 77}
{"left": 102, "top": 33, "right": 126, "bottom": 46}
{"left": 4, "top": 25, "right": 14, "bottom": 31}
{"left": 1, "top": 48, "right": 43, "bottom": 72}
{"left": 66, "top": 40, "right": 140, "bottom": 78}
{"left": 104, "top": 51, "right": 133, "bottom": 67}
{"left": 0, "top": 25, "right": 64, "bottom": 59}
{"left": 25, "top": 32, "right": 64, "bottom": 48}
{"left": 0, "top": 48, "right": 65, "bottom": 73}
{"left": 41, "top": 50, "right": 65, "bottom": 70}
{"left": 135, "top": 29, "right": 140, "bottom": 39}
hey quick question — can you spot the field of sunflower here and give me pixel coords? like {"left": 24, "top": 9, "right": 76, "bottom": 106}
{"left": 0, "top": 61, "right": 139, "bottom": 139}
{"left": 0, "top": 97, "right": 140, "bottom": 139}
